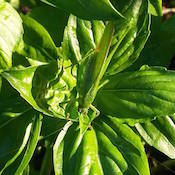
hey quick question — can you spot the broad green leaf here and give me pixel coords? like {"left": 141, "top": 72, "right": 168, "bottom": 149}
{"left": 149, "top": 0, "right": 162, "bottom": 16}
{"left": 136, "top": 115, "right": 175, "bottom": 159}
{"left": 15, "top": 113, "right": 42, "bottom": 175}
{"left": 16, "top": 15, "right": 59, "bottom": 65}
{"left": 53, "top": 116, "right": 149, "bottom": 175}
{"left": 2, "top": 62, "right": 77, "bottom": 120}
{"left": 29, "top": 5, "right": 68, "bottom": 46}
{"left": 61, "top": 15, "right": 105, "bottom": 64}
{"left": 0, "top": 118, "right": 32, "bottom": 174}
{"left": 0, "top": 78, "right": 30, "bottom": 127}
{"left": 41, "top": 0, "right": 124, "bottom": 20}
{"left": 0, "top": 2, "right": 23, "bottom": 69}
{"left": 105, "top": 0, "right": 150, "bottom": 75}
{"left": 0, "top": 110, "right": 33, "bottom": 174}
{"left": 129, "top": 15, "right": 175, "bottom": 70}
{"left": 96, "top": 67, "right": 175, "bottom": 120}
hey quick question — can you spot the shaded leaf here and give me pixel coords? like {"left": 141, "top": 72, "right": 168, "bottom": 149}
{"left": 29, "top": 5, "right": 68, "bottom": 46}
{"left": 129, "top": 15, "right": 175, "bottom": 70}
{"left": 0, "top": 78, "right": 30, "bottom": 127}
{"left": 0, "top": 110, "right": 33, "bottom": 174}
{"left": 16, "top": 15, "right": 59, "bottom": 65}
{"left": 41, "top": 0, "right": 124, "bottom": 20}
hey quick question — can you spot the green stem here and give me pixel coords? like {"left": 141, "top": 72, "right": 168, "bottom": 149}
{"left": 40, "top": 143, "right": 53, "bottom": 175}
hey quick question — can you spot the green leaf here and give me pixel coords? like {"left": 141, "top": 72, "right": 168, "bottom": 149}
{"left": 41, "top": 0, "right": 124, "bottom": 20}
{"left": 15, "top": 113, "right": 42, "bottom": 175}
{"left": 0, "top": 120, "right": 31, "bottom": 175}
{"left": 0, "top": 110, "right": 33, "bottom": 174}
{"left": 149, "top": 0, "right": 162, "bottom": 16}
{"left": 129, "top": 15, "right": 175, "bottom": 70}
{"left": 0, "top": 78, "right": 30, "bottom": 127}
{"left": 16, "top": 15, "right": 59, "bottom": 66}
{"left": 53, "top": 121, "right": 73, "bottom": 175}
{"left": 106, "top": 0, "right": 150, "bottom": 75}
{"left": 0, "top": 2, "right": 23, "bottom": 69}
{"left": 53, "top": 116, "right": 149, "bottom": 175}
{"left": 136, "top": 115, "right": 175, "bottom": 159}
{"left": 2, "top": 62, "right": 77, "bottom": 120}
{"left": 96, "top": 67, "right": 175, "bottom": 120}
{"left": 61, "top": 15, "right": 105, "bottom": 64}
{"left": 29, "top": 5, "right": 68, "bottom": 46}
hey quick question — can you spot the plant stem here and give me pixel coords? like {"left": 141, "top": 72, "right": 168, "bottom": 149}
{"left": 40, "top": 143, "right": 53, "bottom": 175}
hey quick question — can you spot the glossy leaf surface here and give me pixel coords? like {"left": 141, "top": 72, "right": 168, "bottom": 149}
{"left": 129, "top": 15, "right": 175, "bottom": 70}
{"left": 0, "top": 2, "right": 23, "bottom": 69}
{"left": 61, "top": 0, "right": 150, "bottom": 77}
{"left": 2, "top": 62, "right": 77, "bottom": 120}
{"left": 15, "top": 113, "right": 42, "bottom": 175}
{"left": 0, "top": 110, "right": 39, "bottom": 174}
{"left": 106, "top": 0, "right": 150, "bottom": 75}
{"left": 136, "top": 115, "right": 175, "bottom": 159}
{"left": 149, "top": 0, "right": 162, "bottom": 16}
{"left": 41, "top": 0, "right": 124, "bottom": 20}
{"left": 96, "top": 67, "right": 175, "bottom": 120}
{"left": 53, "top": 116, "right": 150, "bottom": 175}
{"left": 16, "top": 15, "right": 59, "bottom": 65}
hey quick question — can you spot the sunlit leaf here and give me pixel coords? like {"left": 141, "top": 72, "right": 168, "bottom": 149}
{"left": 136, "top": 115, "right": 175, "bottom": 159}
{"left": 96, "top": 67, "right": 175, "bottom": 120}
{"left": 0, "top": 2, "right": 23, "bottom": 69}
{"left": 53, "top": 116, "right": 150, "bottom": 175}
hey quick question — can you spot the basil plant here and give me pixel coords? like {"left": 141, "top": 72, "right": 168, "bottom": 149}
{"left": 0, "top": 0, "right": 175, "bottom": 175}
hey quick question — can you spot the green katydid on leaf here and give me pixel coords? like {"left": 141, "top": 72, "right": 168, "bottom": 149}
{"left": 0, "top": 2, "right": 23, "bottom": 70}
{"left": 0, "top": 0, "right": 175, "bottom": 174}
{"left": 61, "top": 0, "right": 150, "bottom": 109}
